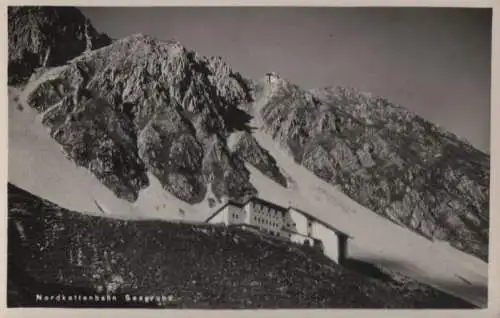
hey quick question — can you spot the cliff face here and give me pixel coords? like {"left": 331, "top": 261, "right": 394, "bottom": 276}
{"left": 229, "top": 131, "right": 288, "bottom": 188}
{"left": 20, "top": 32, "right": 265, "bottom": 204}
{"left": 8, "top": 6, "right": 111, "bottom": 84}
{"left": 254, "top": 77, "right": 489, "bottom": 261}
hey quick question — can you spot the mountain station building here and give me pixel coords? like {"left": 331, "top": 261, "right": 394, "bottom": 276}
{"left": 205, "top": 196, "right": 351, "bottom": 265}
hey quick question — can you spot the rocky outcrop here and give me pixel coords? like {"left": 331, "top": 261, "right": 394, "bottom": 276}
{"left": 255, "top": 81, "right": 490, "bottom": 261}
{"left": 8, "top": 6, "right": 111, "bottom": 84}
{"left": 22, "top": 32, "right": 260, "bottom": 203}
{"left": 202, "top": 135, "right": 256, "bottom": 202}
{"left": 231, "top": 132, "right": 288, "bottom": 187}
{"left": 40, "top": 92, "right": 149, "bottom": 202}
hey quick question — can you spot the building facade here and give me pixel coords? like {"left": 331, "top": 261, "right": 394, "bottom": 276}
{"left": 205, "top": 197, "right": 350, "bottom": 265}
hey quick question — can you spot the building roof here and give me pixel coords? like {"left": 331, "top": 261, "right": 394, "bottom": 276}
{"left": 204, "top": 199, "right": 244, "bottom": 222}
{"left": 245, "top": 196, "right": 288, "bottom": 213}
{"left": 204, "top": 196, "right": 287, "bottom": 222}
{"left": 204, "top": 196, "right": 352, "bottom": 239}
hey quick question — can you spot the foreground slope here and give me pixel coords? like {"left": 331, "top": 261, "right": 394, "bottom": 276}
{"left": 8, "top": 183, "right": 474, "bottom": 309}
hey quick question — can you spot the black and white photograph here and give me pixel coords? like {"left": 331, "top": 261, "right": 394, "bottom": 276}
{"left": 5, "top": 4, "right": 494, "bottom": 311}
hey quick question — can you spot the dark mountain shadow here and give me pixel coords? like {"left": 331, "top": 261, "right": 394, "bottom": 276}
{"left": 437, "top": 282, "right": 487, "bottom": 308}
{"left": 224, "top": 107, "right": 254, "bottom": 133}
{"left": 413, "top": 290, "right": 478, "bottom": 309}
{"left": 342, "top": 257, "right": 482, "bottom": 309}
{"left": 343, "top": 258, "right": 393, "bottom": 282}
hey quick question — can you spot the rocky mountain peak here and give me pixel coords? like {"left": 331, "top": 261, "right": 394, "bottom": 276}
{"left": 8, "top": 6, "right": 111, "bottom": 84}
{"left": 255, "top": 76, "right": 489, "bottom": 261}
{"left": 16, "top": 11, "right": 266, "bottom": 205}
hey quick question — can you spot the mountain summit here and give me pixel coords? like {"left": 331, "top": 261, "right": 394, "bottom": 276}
{"left": 19, "top": 32, "right": 284, "bottom": 205}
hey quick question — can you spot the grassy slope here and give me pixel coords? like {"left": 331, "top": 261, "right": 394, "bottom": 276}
{"left": 8, "top": 183, "right": 474, "bottom": 309}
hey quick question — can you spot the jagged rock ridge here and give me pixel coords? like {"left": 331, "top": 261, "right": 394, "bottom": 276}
{"left": 254, "top": 77, "right": 489, "bottom": 261}
{"left": 19, "top": 24, "right": 289, "bottom": 203}
{"left": 8, "top": 6, "right": 111, "bottom": 84}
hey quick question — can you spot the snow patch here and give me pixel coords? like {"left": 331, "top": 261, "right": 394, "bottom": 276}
{"left": 133, "top": 172, "right": 203, "bottom": 221}
{"left": 226, "top": 131, "right": 245, "bottom": 152}
{"left": 8, "top": 86, "right": 211, "bottom": 221}
{"left": 20, "top": 65, "right": 68, "bottom": 104}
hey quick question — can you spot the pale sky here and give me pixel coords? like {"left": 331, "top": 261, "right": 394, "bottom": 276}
{"left": 80, "top": 7, "right": 492, "bottom": 153}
